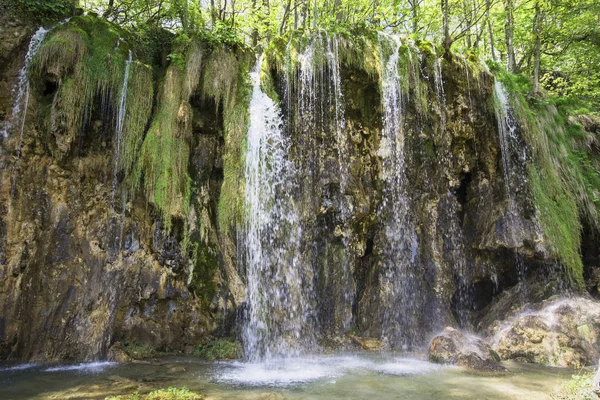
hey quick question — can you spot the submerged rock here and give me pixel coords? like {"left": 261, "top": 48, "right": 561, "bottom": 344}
{"left": 488, "top": 297, "right": 600, "bottom": 368}
{"left": 347, "top": 334, "right": 384, "bottom": 351}
{"left": 429, "top": 327, "right": 505, "bottom": 371}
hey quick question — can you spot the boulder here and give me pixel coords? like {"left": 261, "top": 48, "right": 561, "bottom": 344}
{"left": 428, "top": 327, "right": 505, "bottom": 371}
{"left": 487, "top": 297, "right": 600, "bottom": 368}
{"left": 107, "top": 343, "right": 132, "bottom": 363}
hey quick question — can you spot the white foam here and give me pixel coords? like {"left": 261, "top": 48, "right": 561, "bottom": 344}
{"left": 44, "top": 361, "right": 118, "bottom": 373}
{"left": 214, "top": 355, "right": 442, "bottom": 387}
{"left": 374, "top": 358, "right": 442, "bottom": 375}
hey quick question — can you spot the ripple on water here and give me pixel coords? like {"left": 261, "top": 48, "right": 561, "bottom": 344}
{"left": 0, "top": 363, "right": 39, "bottom": 372}
{"left": 214, "top": 355, "right": 442, "bottom": 387}
{"left": 44, "top": 361, "right": 119, "bottom": 373}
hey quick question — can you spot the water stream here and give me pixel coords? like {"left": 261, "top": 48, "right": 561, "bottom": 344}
{"left": 243, "top": 54, "right": 309, "bottom": 361}
{"left": 493, "top": 80, "right": 528, "bottom": 283}
{"left": 4, "top": 26, "right": 53, "bottom": 196}
{"left": 377, "top": 33, "right": 421, "bottom": 348}
{"left": 110, "top": 50, "right": 133, "bottom": 253}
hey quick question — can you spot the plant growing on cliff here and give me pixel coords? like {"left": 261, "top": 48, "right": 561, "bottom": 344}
{"left": 200, "top": 46, "right": 253, "bottom": 234}
{"left": 497, "top": 71, "right": 599, "bottom": 288}
{"left": 194, "top": 339, "right": 242, "bottom": 361}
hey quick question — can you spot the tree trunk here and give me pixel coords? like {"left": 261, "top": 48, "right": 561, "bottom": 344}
{"left": 410, "top": 0, "right": 419, "bottom": 34}
{"left": 280, "top": 0, "right": 293, "bottom": 34}
{"left": 334, "top": 0, "right": 343, "bottom": 22}
{"left": 485, "top": 0, "right": 496, "bottom": 60}
{"left": 103, "top": 0, "right": 115, "bottom": 17}
{"left": 294, "top": 0, "right": 299, "bottom": 29}
{"left": 532, "top": 1, "right": 542, "bottom": 93}
{"left": 442, "top": 0, "right": 452, "bottom": 53}
{"left": 302, "top": 0, "right": 308, "bottom": 29}
{"left": 504, "top": 0, "right": 517, "bottom": 72}
{"left": 463, "top": 0, "right": 473, "bottom": 48}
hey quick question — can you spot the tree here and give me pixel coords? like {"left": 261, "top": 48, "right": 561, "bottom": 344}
{"left": 504, "top": 0, "right": 517, "bottom": 72}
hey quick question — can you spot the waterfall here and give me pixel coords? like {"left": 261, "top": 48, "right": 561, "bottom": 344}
{"left": 433, "top": 53, "right": 446, "bottom": 133}
{"left": 326, "top": 34, "right": 349, "bottom": 195}
{"left": 324, "top": 33, "right": 353, "bottom": 332}
{"left": 1, "top": 27, "right": 52, "bottom": 139}
{"left": 285, "top": 32, "right": 353, "bottom": 336}
{"left": 5, "top": 26, "right": 53, "bottom": 196}
{"left": 110, "top": 50, "right": 133, "bottom": 252}
{"left": 377, "top": 33, "right": 421, "bottom": 348}
{"left": 462, "top": 55, "right": 473, "bottom": 111}
{"left": 243, "top": 54, "right": 312, "bottom": 361}
{"left": 493, "top": 80, "right": 528, "bottom": 281}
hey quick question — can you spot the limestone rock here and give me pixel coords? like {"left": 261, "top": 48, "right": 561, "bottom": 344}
{"left": 107, "top": 343, "right": 132, "bottom": 363}
{"left": 429, "top": 327, "right": 505, "bottom": 371}
{"left": 347, "top": 334, "right": 384, "bottom": 351}
{"left": 488, "top": 297, "right": 600, "bottom": 368}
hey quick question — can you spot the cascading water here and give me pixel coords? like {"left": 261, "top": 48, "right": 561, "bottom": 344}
{"left": 109, "top": 50, "right": 133, "bottom": 253}
{"left": 325, "top": 34, "right": 349, "bottom": 195}
{"left": 1, "top": 27, "right": 52, "bottom": 139}
{"left": 433, "top": 53, "right": 446, "bottom": 133}
{"left": 377, "top": 33, "right": 421, "bottom": 348}
{"left": 322, "top": 33, "right": 353, "bottom": 332}
{"left": 4, "top": 26, "right": 53, "bottom": 196}
{"left": 286, "top": 32, "right": 353, "bottom": 336}
{"left": 243, "top": 54, "right": 312, "bottom": 361}
{"left": 493, "top": 80, "right": 528, "bottom": 282}
{"left": 462, "top": 56, "right": 473, "bottom": 111}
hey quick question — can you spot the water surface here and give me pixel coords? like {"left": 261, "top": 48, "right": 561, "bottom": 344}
{"left": 0, "top": 353, "right": 573, "bottom": 399}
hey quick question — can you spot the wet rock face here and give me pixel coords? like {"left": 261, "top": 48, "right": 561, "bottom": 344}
{"left": 487, "top": 297, "right": 600, "bottom": 368}
{"left": 0, "top": 17, "right": 220, "bottom": 361}
{"left": 429, "top": 327, "right": 505, "bottom": 371}
{"left": 0, "top": 14, "right": 595, "bottom": 363}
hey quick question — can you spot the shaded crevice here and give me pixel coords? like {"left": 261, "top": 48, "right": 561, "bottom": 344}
{"left": 455, "top": 171, "right": 471, "bottom": 224}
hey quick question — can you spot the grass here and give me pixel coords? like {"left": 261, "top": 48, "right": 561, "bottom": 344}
{"left": 194, "top": 339, "right": 242, "bottom": 361}
{"left": 551, "top": 373, "right": 596, "bottom": 400}
{"left": 107, "top": 387, "right": 203, "bottom": 400}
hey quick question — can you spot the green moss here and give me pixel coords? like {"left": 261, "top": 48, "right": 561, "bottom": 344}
{"left": 107, "top": 387, "right": 203, "bottom": 400}
{"left": 338, "top": 34, "right": 379, "bottom": 78}
{"left": 194, "top": 339, "right": 242, "bottom": 361}
{"left": 34, "top": 15, "right": 156, "bottom": 211}
{"left": 122, "top": 342, "right": 156, "bottom": 359}
{"left": 34, "top": 18, "right": 130, "bottom": 151}
{"left": 201, "top": 47, "right": 253, "bottom": 235}
{"left": 497, "top": 71, "right": 594, "bottom": 287}
{"left": 121, "top": 61, "right": 154, "bottom": 185}
{"left": 135, "top": 66, "right": 191, "bottom": 230}
{"left": 133, "top": 42, "right": 205, "bottom": 230}
{"left": 189, "top": 240, "right": 219, "bottom": 304}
